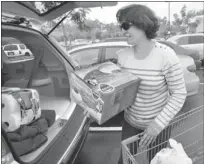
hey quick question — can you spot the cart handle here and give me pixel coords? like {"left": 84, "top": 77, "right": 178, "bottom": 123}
{"left": 121, "top": 132, "right": 144, "bottom": 146}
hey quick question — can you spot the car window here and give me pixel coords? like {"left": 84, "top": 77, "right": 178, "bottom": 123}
{"left": 19, "top": 44, "right": 26, "bottom": 50}
{"left": 71, "top": 48, "right": 100, "bottom": 66}
{"left": 177, "top": 36, "right": 189, "bottom": 45}
{"left": 159, "top": 42, "right": 180, "bottom": 55}
{"left": 189, "top": 35, "right": 204, "bottom": 44}
{"left": 105, "top": 47, "right": 126, "bottom": 60}
{"left": 3, "top": 45, "right": 18, "bottom": 51}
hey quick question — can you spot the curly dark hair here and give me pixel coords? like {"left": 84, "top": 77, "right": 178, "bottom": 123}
{"left": 116, "top": 4, "right": 160, "bottom": 39}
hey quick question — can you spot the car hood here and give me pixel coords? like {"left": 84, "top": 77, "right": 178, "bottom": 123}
{"left": 2, "top": 1, "right": 117, "bottom": 21}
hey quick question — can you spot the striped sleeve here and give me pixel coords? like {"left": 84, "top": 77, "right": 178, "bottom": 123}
{"left": 149, "top": 48, "right": 187, "bottom": 134}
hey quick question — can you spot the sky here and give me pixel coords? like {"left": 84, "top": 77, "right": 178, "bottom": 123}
{"left": 87, "top": 1, "right": 204, "bottom": 24}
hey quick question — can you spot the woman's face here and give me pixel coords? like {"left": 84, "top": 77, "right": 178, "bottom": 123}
{"left": 122, "top": 25, "right": 145, "bottom": 45}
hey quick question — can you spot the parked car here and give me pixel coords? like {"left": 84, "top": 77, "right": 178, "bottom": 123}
{"left": 167, "top": 33, "right": 204, "bottom": 65}
{"left": 1, "top": 1, "right": 117, "bottom": 164}
{"left": 68, "top": 41, "right": 199, "bottom": 97}
{"left": 100, "top": 37, "right": 202, "bottom": 69}
{"left": 3, "top": 43, "right": 33, "bottom": 57}
{"left": 158, "top": 40, "right": 202, "bottom": 69}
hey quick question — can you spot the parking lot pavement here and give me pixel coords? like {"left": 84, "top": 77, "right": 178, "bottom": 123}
{"left": 74, "top": 67, "right": 204, "bottom": 164}
{"left": 74, "top": 132, "right": 121, "bottom": 164}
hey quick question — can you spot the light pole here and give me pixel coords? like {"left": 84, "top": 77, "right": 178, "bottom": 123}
{"left": 168, "top": 2, "right": 171, "bottom": 35}
{"left": 166, "top": 1, "right": 171, "bottom": 38}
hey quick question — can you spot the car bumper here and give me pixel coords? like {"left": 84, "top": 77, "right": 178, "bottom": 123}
{"left": 59, "top": 117, "right": 90, "bottom": 164}
{"left": 35, "top": 105, "right": 90, "bottom": 164}
{"left": 185, "top": 72, "right": 200, "bottom": 97}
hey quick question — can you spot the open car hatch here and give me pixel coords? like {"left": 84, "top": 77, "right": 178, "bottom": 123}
{"left": 2, "top": 1, "right": 118, "bottom": 21}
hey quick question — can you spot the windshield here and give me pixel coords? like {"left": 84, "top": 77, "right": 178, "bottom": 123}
{"left": 3, "top": 45, "right": 18, "bottom": 51}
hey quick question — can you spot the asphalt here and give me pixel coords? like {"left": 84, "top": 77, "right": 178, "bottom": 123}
{"left": 74, "top": 67, "right": 204, "bottom": 164}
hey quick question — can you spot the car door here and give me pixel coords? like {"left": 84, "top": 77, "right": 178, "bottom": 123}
{"left": 19, "top": 44, "right": 27, "bottom": 55}
{"left": 182, "top": 35, "right": 204, "bottom": 60}
{"left": 176, "top": 36, "right": 189, "bottom": 46}
{"left": 70, "top": 47, "right": 102, "bottom": 67}
{"left": 13, "top": 45, "right": 21, "bottom": 56}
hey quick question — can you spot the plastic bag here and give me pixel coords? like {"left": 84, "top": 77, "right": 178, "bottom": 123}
{"left": 150, "top": 139, "right": 192, "bottom": 164}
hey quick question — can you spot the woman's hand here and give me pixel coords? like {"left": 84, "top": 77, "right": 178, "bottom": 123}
{"left": 71, "top": 88, "right": 82, "bottom": 103}
{"left": 139, "top": 125, "right": 159, "bottom": 148}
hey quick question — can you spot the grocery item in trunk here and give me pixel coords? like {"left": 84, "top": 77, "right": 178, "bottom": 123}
{"left": 2, "top": 87, "right": 41, "bottom": 132}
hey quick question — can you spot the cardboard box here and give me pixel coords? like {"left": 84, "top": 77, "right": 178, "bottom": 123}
{"left": 70, "top": 62, "right": 140, "bottom": 125}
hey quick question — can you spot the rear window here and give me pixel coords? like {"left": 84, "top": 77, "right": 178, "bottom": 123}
{"left": 19, "top": 44, "right": 26, "bottom": 50}
{"left": 177, "top": 36, "right": 189, "bottom": 45}
{"left": 189, "top": 36, "right": 204, "bottom": 44}
{"left": 3, "top": 45, "right": 18, "bottom": 51}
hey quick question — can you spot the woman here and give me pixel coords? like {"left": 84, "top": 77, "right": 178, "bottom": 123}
{"left": 116, "top": 4, "right": 187, "bottom": 164}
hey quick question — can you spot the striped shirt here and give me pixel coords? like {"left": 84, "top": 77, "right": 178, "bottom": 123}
{"left": 117, "top": 42, "right": 187, "bottom": 134}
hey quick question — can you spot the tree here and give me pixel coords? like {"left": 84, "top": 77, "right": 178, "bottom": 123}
{"left": 30, "top": 2, "right": 91, "bottom": 49}
{"left": 70, "top": 8, "right": 91, "bottom": 31}
{"left": 172, "top": 13, "right": 182, "bottom": 26}
{"left": 180, "top": 4, "right": 187, "bottom": 19}
{"left": 95, "top": 31, "right": 102, "bottom": 39}
{"left": 105, "top": 23, "right": 116, "bottom": 38}
{"left": 196, "top": 9, "right": 204, "bottom": 15}
{"left": 159, "top": 16, "right": 168, "bottom": 25}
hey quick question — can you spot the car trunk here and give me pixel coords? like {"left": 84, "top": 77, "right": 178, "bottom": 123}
{"left": 2, "top": 2, "right": 118, "bottom": 163}
{"left": 1, "top": 25, "right": 78, "bottom": 163}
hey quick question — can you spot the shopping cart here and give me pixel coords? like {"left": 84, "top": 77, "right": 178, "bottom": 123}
{"left": 121, "top": 105, "right": 204, "bottom": 164}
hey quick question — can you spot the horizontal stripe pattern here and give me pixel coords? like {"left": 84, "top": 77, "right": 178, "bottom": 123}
{"left": 118, "top": 42, "right": 187, "bottom": 133}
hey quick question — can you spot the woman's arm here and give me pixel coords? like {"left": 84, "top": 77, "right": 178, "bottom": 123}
{"left": 149, "top": 49, "right": 187, "bottom": 134}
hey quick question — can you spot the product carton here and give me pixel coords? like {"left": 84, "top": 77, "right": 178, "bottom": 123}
{"left": 70, "top": 62, "right": 140, "bottom": 125}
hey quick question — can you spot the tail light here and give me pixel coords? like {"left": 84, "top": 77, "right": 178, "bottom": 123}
{"left": 187, "top": 65, "right": 196, "bottom": 72}
{"left": 1, "top": 138, "right": 15, "bottom": 164}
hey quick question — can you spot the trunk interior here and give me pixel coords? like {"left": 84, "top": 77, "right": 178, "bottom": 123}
{"left": 2, "top": 25, "right": 75, "bottom": 163}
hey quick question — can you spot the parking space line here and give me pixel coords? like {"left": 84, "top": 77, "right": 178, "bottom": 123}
{"left": 200, "top": 83, "right": 204, "bottom": 85}
{"left": 89, "top": 127, "right": 122, "bottom": 132}
{"left": 199, "top": 67, "right": 204, "bottom": 70}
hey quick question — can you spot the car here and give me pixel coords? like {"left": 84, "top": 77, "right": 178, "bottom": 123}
{"left": 99, "top": 37, "right": 202, "bottom": 69}
{"left": 68, "top": 41, "right": 200, "bottom": 97}
{"left": 158, "top": 40, "right": 202, "bottom": 69}
{"left": 167, "top": 33, "right": 204, "bottom": 65}
{"left": 1, "top": 1, "right": 117, "bottom": 164}
{"left": 3, "top": 43, "right": 33, "bottom": 57}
